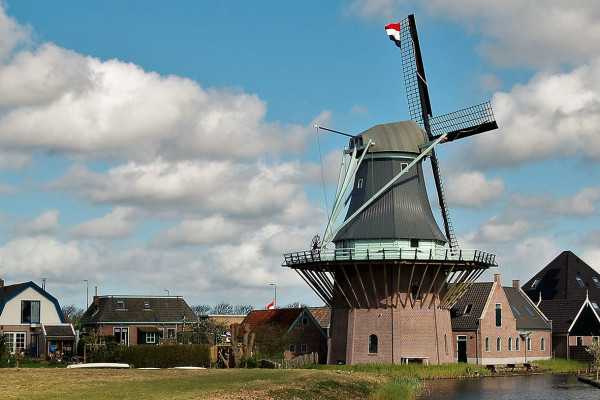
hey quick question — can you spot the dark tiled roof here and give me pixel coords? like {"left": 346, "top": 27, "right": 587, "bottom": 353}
{"left": 523, "top": 251, "right": 600, "bottom": 304}
{"left": 44, "top": 325, "right": 75, "bottom": 339}
{"left": 242, "top": 308, "right": 304, "bottom": 332}
{"left": 80, "top": 296, "right": 198, "bottom": 325}
{"left": 0, "top": 282, "right": 28, "bottom": 301}
{"left": 537, "top": 299, "right": 585, "bottom": 333}
{"left": 451, "top": 282, "right": 494, "bottom": 331}
{"left": 503, "top": 287, "right": 551, "bottom": 331}
{"left": 309, "top": 307, "right": 331, "bottom": 328}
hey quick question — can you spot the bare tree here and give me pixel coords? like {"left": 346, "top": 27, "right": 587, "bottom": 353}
{"left": 211, "top": 301, "right": 234, "bottom": 315}
{"left": 233, "top": 304, "right": 254, "bottom": 315}
{"left": 284, "top": 301, "right": 308, "bottom": 308}
{"left": 61, "top": 304, "right": 85, "bottom": 328}
{"left": 191, "top": 304, "right": 211, "bottom": 317}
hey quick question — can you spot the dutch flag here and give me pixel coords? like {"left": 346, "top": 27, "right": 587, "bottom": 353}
{"left": 385, "top": 23, "right": 401, "bottom": 48}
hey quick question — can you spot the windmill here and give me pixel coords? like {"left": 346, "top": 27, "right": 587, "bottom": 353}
{"left": 283, "top": 14, "right": 499, "bottom": 365}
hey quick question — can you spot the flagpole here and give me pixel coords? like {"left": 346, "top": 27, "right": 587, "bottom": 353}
{"left": 270, "top": 283, "right": 277, "bottom": 309}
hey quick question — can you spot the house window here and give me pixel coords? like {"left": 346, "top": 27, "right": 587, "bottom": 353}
{"left": 302, "top": 317, "right": 309, "bottom": 326}
{"left": 357, "top": 179, "right": 363, "bottom": 189}
{"left": 116, "top": 300, "right": 125, "bottom": 309}
{"left": 368, "top": 334, "right": 378, "bottom": 354}
{"left": 511, "top": 305, "right": 521, "bottom": 316}
{"left": 576, "top": 336, "right": 583, "bottom": 346}
{"left": 593, "top": 337, "right": 599, "bottom": 345}
{"left": 508, "top": 337, "right": 513, "bottom": 351}
{"left": 157, "top": 328, "right": 164, "bottom": 340}
{"left": 4, "top": 332, "right": 26, "bottom": 354}
{"left": 144, "top": 301, "right": 150, "bottom": 309}
{"left": 497, "top": 337, "right": 501, "bottom": 352}
{"left": 410, "top": 238, "right": 419, "bottom": 248}
{"left": 576, "top": 276, "right": 585, "bottom": 287}
{"left": 167, "top": 328, "right": 176, "bottom": 340}
{"left": 289, "top": 344, "right": 296, "bottom": 353}
{"left": 21, "top": 300, "right": 40, "bottom": 323}
{"left": 541, "top": 337, "right": 546, "bottom": 351}
{"left": 485, "top": 337, "right": 490, "bottom": 352}
{"left": 524, "top": 306, "right": 535, "bottom": 317}
{"left": 301, "top": 344, "right": 308, "bottom": 353}
{"left": 146, "top": 333, "right": 156, "bottom": 344}
{"left": 114, "top": 327, "right": 129, "bottom": 345}
{"left": 531, "top": 278, "right": 541, "bottom": 288}
{"left": 515, "top": 337, "right": 520, "bottom": 351}
{"left": 593, "top": 277, "right": 600, "bottom": 288}
{"left": 463, "top": 304, "right": 473, "bottom": 315}
{"left": 527, "top": 337, "right": 532, "bottom": 351}
{"left": 495, "top": 303, "right": 502, "bottom": 327}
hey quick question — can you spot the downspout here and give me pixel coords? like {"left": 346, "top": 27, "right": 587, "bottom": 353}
{"left": 476, "top": 322, "right": 479, "bottom": 365}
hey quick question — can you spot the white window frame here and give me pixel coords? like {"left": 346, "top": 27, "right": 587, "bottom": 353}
{"left": 113, "top": 327, "right": 129, "bottom": 345}
{"left": 4, "top": 332, "right": 26, "bottom": 354}
{"left": 300, "top": 344, "right": 308, "bottom": 353}
{"left": 515, "top": 337, "right": 521, "bottom": 351}
{"left": 541, "top": 337, "right": 546, "bottom": 351}
{"left": 167, "top": 328, "right": 176, "bottom": 340}
{"left": 485, "top": 336, "right": 490, "bottom": 352}
{"left": 146, "top": 332, "right": 156, "bottom": 344}
{"left": 508, "top": 337, "right": 513, "bottom": 351}
{"left": 527, "top": 337, "right": 532, "bottom": 351}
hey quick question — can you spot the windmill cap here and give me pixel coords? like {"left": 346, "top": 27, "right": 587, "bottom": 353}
{"left": 353, "top": 120, "right": 425, "bottom": 154}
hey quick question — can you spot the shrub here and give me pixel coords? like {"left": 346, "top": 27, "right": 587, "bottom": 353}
{"left": 114, "top": 344, "right": 211, "bottom": 368}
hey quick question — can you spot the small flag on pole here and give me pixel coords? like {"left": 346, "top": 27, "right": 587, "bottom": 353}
{"left": 266, "top": 300, "right": 275, "bottom": 310}
{"left": 385, "top": 23, "right": 401, "bottom": 48}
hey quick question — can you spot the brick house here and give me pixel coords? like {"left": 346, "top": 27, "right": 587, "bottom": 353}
{"left": 522, "top": 251, "right": 600, "bottom": 360}
{"left": 0, "top": 279, "right": 75, "bottom": 358}
{"left": 241, "top": 307, "right": 327, "bottom": 362}
{"left": 80, "top": 295, "right": 197, "bottom": 345}
{"left": 451, "top": 274, "right": 552, "bottom": 365}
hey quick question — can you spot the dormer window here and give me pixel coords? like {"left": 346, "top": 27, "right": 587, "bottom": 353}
{"left": 116, "top": 300, "right": 125, "bottom": 309}
{"left": 357, "top": 179, "right": 363, "bottom": 189}
{"left": 593, "top": 277, "right": 600, "bottom": 288}
{"left": 576, "top": 276, "right": 585, "bottom": 287}
{"left": 532, "top": 278, "right": 541, "bottom": 288}
{"left": 463, "top": 304, "right": 473, "bottom": 315}
{"left": 144, "top": 301, "right": 150, "bottom": 309}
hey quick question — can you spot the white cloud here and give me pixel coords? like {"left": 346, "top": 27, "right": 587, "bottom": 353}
{"left": 446, "top": 171, "right": 504, "bottom": 208}
{"left": 509, "top": 187, "right": 600, "bottom": 216}
{"left": 580, "top": 248, "right": 600, "bottom": 272}
{"left": 479, "top": 217, "right": 530, "bottom": 243}
{"left": 151, "top": 216, "right": 242, "bottom": 247}
{"left": 0, "top": 236, "right": 100, "bottom": 280}
{"left": 350, "top": 104, "right": 370, "bottom": 115}
{"left": 69, "top": 207, "right": 137, "bottom": 239}
{"left": 14, "top": 209, "right": 60, "bottom": 235}
{"left": 454, "top": 59, "right": 600, "bottom": 168}
{"left": 0, "top": 4, "right": 30, "bottom": 61}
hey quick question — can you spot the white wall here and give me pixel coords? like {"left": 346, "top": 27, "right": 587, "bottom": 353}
{"left": 0, "top": 287, "right": 63, "bottom": 325}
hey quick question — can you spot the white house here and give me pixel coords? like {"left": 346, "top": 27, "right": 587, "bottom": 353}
{"left": 0, "top": 279, "right": 75, "bottom": 358}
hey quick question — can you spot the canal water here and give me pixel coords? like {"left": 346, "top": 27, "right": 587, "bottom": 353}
{"left": 420, "top": 374, "right": 598, "bottom": 400}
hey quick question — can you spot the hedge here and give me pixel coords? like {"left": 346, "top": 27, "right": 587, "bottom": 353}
{"left": 113, "top": 344, "right": 211, "bottom": 368}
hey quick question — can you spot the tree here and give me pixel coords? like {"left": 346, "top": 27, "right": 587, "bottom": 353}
{"left": 211, "top": 302, "right": 234, "bottom": 315}
{"left": 179, "top": 319, "right": 228, "bottom": 345}
{"left": 61, "top": 305, "right": 85, "bottom": 330}
{"left": 233, "top": 304, "right": 254, "bottom": 315}
{"left": 191, "top": 304, "right": 211, "bottom": 317}
{"left": 252, "top": 324, "right": 299, "bottom": 357}
{"left": 586, "top": 340, "right": 600, "bottom": 380}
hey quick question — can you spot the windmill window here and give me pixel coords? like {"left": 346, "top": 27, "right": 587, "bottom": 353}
{"left": 531, "top": 278, "right": 541, "bottom": 288}
{"left": 576, "top": 336, "right": 583, "bottom": 346}
{"left": 463, "top": 304, "right": 473, "bottom": 315}
{"left": 576, "top": 276, "right": 585, "bottom": 287}
{"left": 357, "top": 179, "right": 363, "bottom": 189}
{"left": 368, "top": 334, "right": 378, "bottom": 354}
{"left": 302, "top": 317, "right": 309, "bottom": 326}
{"left": 401, "top": 162, "right": 408, "bottom": 170}
{"left": 511, "top": 305, "right": 521, "bottom": 316}
{"left": 411, "top": 281, "right": 421, "bottom": 301}
{"left": 593, "top": 277, "right": 600, "bottom": 288}
{"left": 593, "top": 302, "right": 600, "bottom": 312}
{"left": 410, "top": 238, "right": 419, "bottom": 248}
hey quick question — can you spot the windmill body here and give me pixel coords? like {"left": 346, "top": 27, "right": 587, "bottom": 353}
{"left": 283, "top": 15, "right": 499, "bottom": 365}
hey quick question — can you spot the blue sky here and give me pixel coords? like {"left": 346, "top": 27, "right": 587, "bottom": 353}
{"left": 0, "top": 0, "right": 599, "bottom": 310}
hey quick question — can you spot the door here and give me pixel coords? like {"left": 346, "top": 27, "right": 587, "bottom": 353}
{"left": 30, "top": 334, "right": 39, "bottom": 357}
{"left": 457, "top": 335, "right": 468, "bottom": 363}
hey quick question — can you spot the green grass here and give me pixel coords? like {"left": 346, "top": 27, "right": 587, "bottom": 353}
{"left": 372, "top": 377, "right": 422, "bottom": 400}
{"left": 536, "top": 358, "right": 588, "bottom": 372}
{"left": 306, "top": 362, "right": 491, "bottom": 379}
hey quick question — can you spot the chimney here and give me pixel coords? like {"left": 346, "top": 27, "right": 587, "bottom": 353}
{"left": 512, "top": 280, "right": 520, "bottom": 288}
{"left": 494, "top": 274, "right": 501, "bottom": 284}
